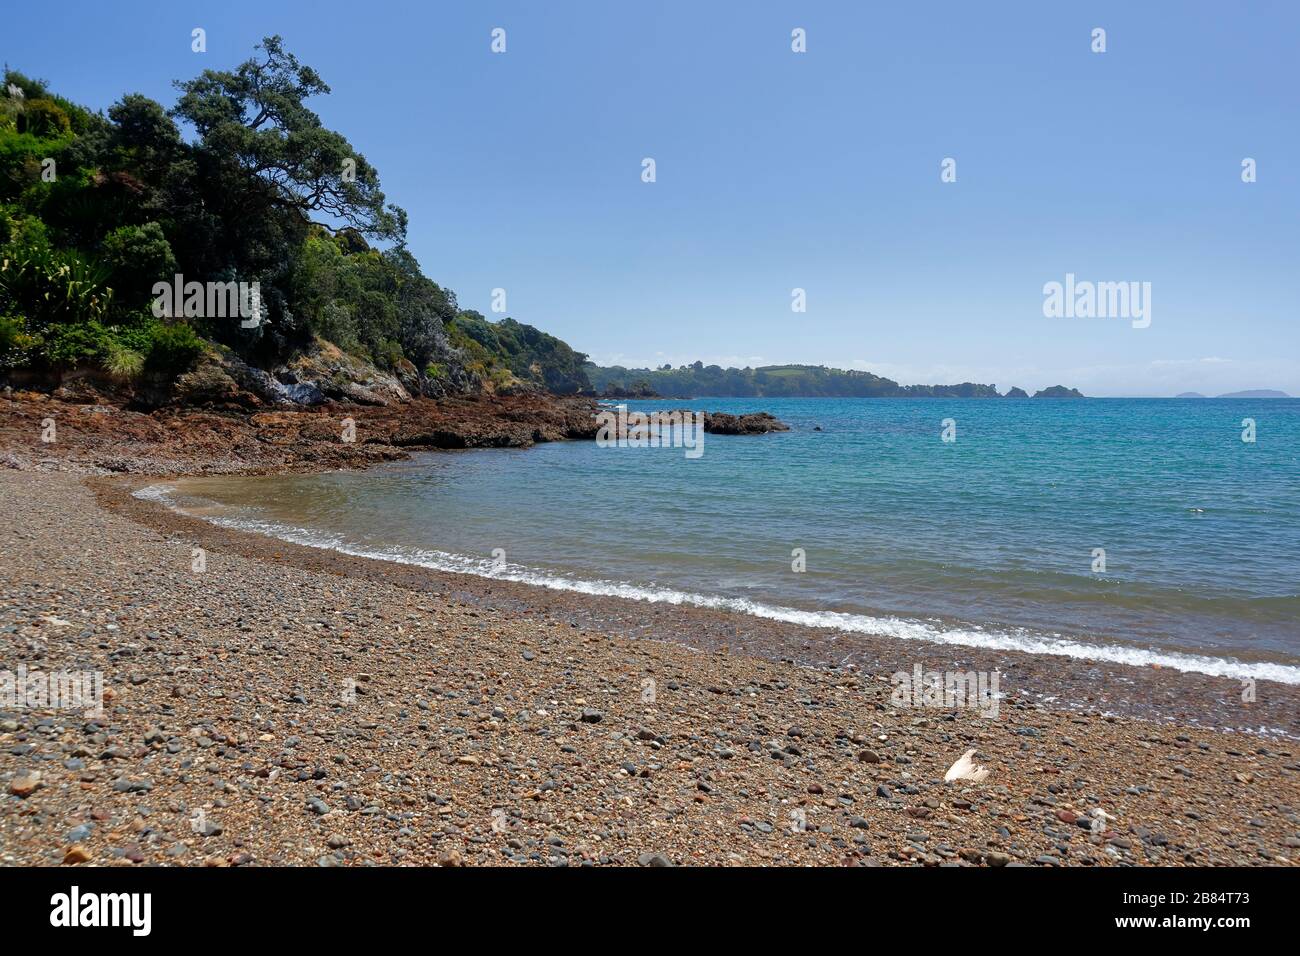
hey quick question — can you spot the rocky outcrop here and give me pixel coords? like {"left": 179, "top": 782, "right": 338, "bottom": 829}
{"left": 279, "top": 341, "right": 411, "bottom": 406}
{"left": 1003, "top": 387, "right": 1029, "bottom": 399}
{"left": 385, "top": 395, "right": 600, "bottom": 449}
{"left": 174, "top": 350, "right": 268, "bottom": 409}
{"left": 0, "top": 390, "right": 603, "bottom": 475}
{"left": 600, "top": 383, "right": 660, "bottom": 399}
{"left": 0, "top": 388, "right": 789, "bottom": 477}
{"left": 173, "top": 340, "right": 418, "bottom": 411}
{"left": 1033, "top": 386, "right": 1086, "bottom": 399}
{"left": 593, "top": 408, "right": 791, "bottom": 441}
{"left": 701, "top": 411, "right": 790, "bottom": 435}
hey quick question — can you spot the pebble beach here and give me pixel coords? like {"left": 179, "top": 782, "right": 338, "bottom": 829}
{"left": 2, "top": 466, "right": 1298, "bottom": 867}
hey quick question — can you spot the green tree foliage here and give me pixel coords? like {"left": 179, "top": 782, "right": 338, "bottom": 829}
{"left": 100, "top": 222, "right": 176, "bottom": 308}
{"left": 451, "top": 312, "right": 590, "bottom": 394}
{"left": 172, "top": 36, "right": 406, "bottom": 246}
{"left": 0, "top": 42, "right": 590, "bottom": 396}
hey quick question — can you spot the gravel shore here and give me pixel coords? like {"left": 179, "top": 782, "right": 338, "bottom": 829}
{"left": 1, "top": 469, "right": 1297, "bottom": 866}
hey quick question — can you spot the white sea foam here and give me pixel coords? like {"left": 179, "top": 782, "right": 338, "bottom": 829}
{"left": 135, "top": 482, "right": 1300, "bottom": 686}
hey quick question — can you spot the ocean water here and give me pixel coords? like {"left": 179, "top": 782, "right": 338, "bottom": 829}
{"left": 145, "top": 398, "right": 1300, "bottom": 683}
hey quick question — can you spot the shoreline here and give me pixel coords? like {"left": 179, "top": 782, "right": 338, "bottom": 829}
{"left": 0, "top": 392, "right": 606, "bottom": 477}
{"left": 106, "top": 473, "right": 1300, "bottom": 738}
{"left": 137, "top": 470, "right": 1300, "bottom": 687}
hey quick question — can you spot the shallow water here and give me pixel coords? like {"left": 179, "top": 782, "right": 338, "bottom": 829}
{"left": 145, "top": 397, "right": 1300, "bottom": 683}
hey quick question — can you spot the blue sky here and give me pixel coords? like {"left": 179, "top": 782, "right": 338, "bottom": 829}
{"left": 6, "top": 1, "right": 1298, "bottom": 395}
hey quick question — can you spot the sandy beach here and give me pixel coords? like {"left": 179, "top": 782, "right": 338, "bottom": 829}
{"left": 2, "top": 456, "right": 1297, "bottom": 866}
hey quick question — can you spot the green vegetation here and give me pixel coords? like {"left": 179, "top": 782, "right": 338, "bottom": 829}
{"left": 0, "top": 40, "right": 590, "bottom": 396}
{"left": 586, "top": 362, "right": 1013, "bottom": 398}
{"left": 450, "top": 312, "right": 590, "bottom": 395}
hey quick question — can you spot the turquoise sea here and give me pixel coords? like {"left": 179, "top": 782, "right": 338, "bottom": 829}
{"left": 146, "top": 398, "right": 1300, "bottom": 683}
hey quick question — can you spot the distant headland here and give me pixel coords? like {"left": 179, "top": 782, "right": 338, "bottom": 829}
{"left": 1175, "top": 389, "right": 1291, "bottom": 399}
{"left": 585, "top": 362, "right": 1084, "bottom": 400}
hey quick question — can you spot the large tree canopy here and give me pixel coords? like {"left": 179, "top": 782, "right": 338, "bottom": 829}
{"left": 172, "top": 36, "right": 407, "bottom": 244}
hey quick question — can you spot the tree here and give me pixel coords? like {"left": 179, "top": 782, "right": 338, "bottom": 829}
{"left": 171, "top": 36, "right": 406, "bottom": 244}
{"left": 386, "top": 247, "right": 456, "bottom": 371}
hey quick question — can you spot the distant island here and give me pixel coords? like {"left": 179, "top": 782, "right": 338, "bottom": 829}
{"left": 1175, "top": 390, "right": 1290, "bottom": 399}
{"left": 585, "top": 362, "right": 1084, "bottom": 399}
{"left": 1032, "top": 385, "right": 1086, "bottom": 399}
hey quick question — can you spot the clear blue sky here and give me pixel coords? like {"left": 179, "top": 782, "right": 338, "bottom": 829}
{"left": 6, "top": 1, "right": 1298, "bottom": 395}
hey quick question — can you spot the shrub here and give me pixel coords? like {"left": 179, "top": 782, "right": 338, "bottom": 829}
{"left": 48, "top": 95, "right": 99, "bottom": 136}
{"left": 107, "top": 315, "right": 156, "bottom": 355}
{"left": 0, "top": 80, "right": 32, "bottom": 133}
{"left": 373, "top": 337, "right": 404, "bottom": 370}
{"left": 16, "top": 99, "right": 71, "bottom": 138}
{"left": 0, "top": 241, "right": 114, "bottom": 328}
{"left": 43, "top": 318, "right": 112, "bottom": 366}
{"left": 3, "top": 69, "right": 49, "bottom": 102}
{"left": 144, "top": 321, "right": 204, "bottom": 376}
{"left": 0, "top": 312, "right": 18, "bottom": 351}
{"left": 100, "top": 222, "right": 176, "bottom": 308}
{"left": 102, "top": 341, "right": 145, "bottom": 380}
{"left": 0, "top": 208, "right": 47, "bottom": 248}
{"left": 0, "top": 312, "right": 39, "bottom": 366}
{"left": 486, "top": 365, "right": 517, "bottom": 391}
